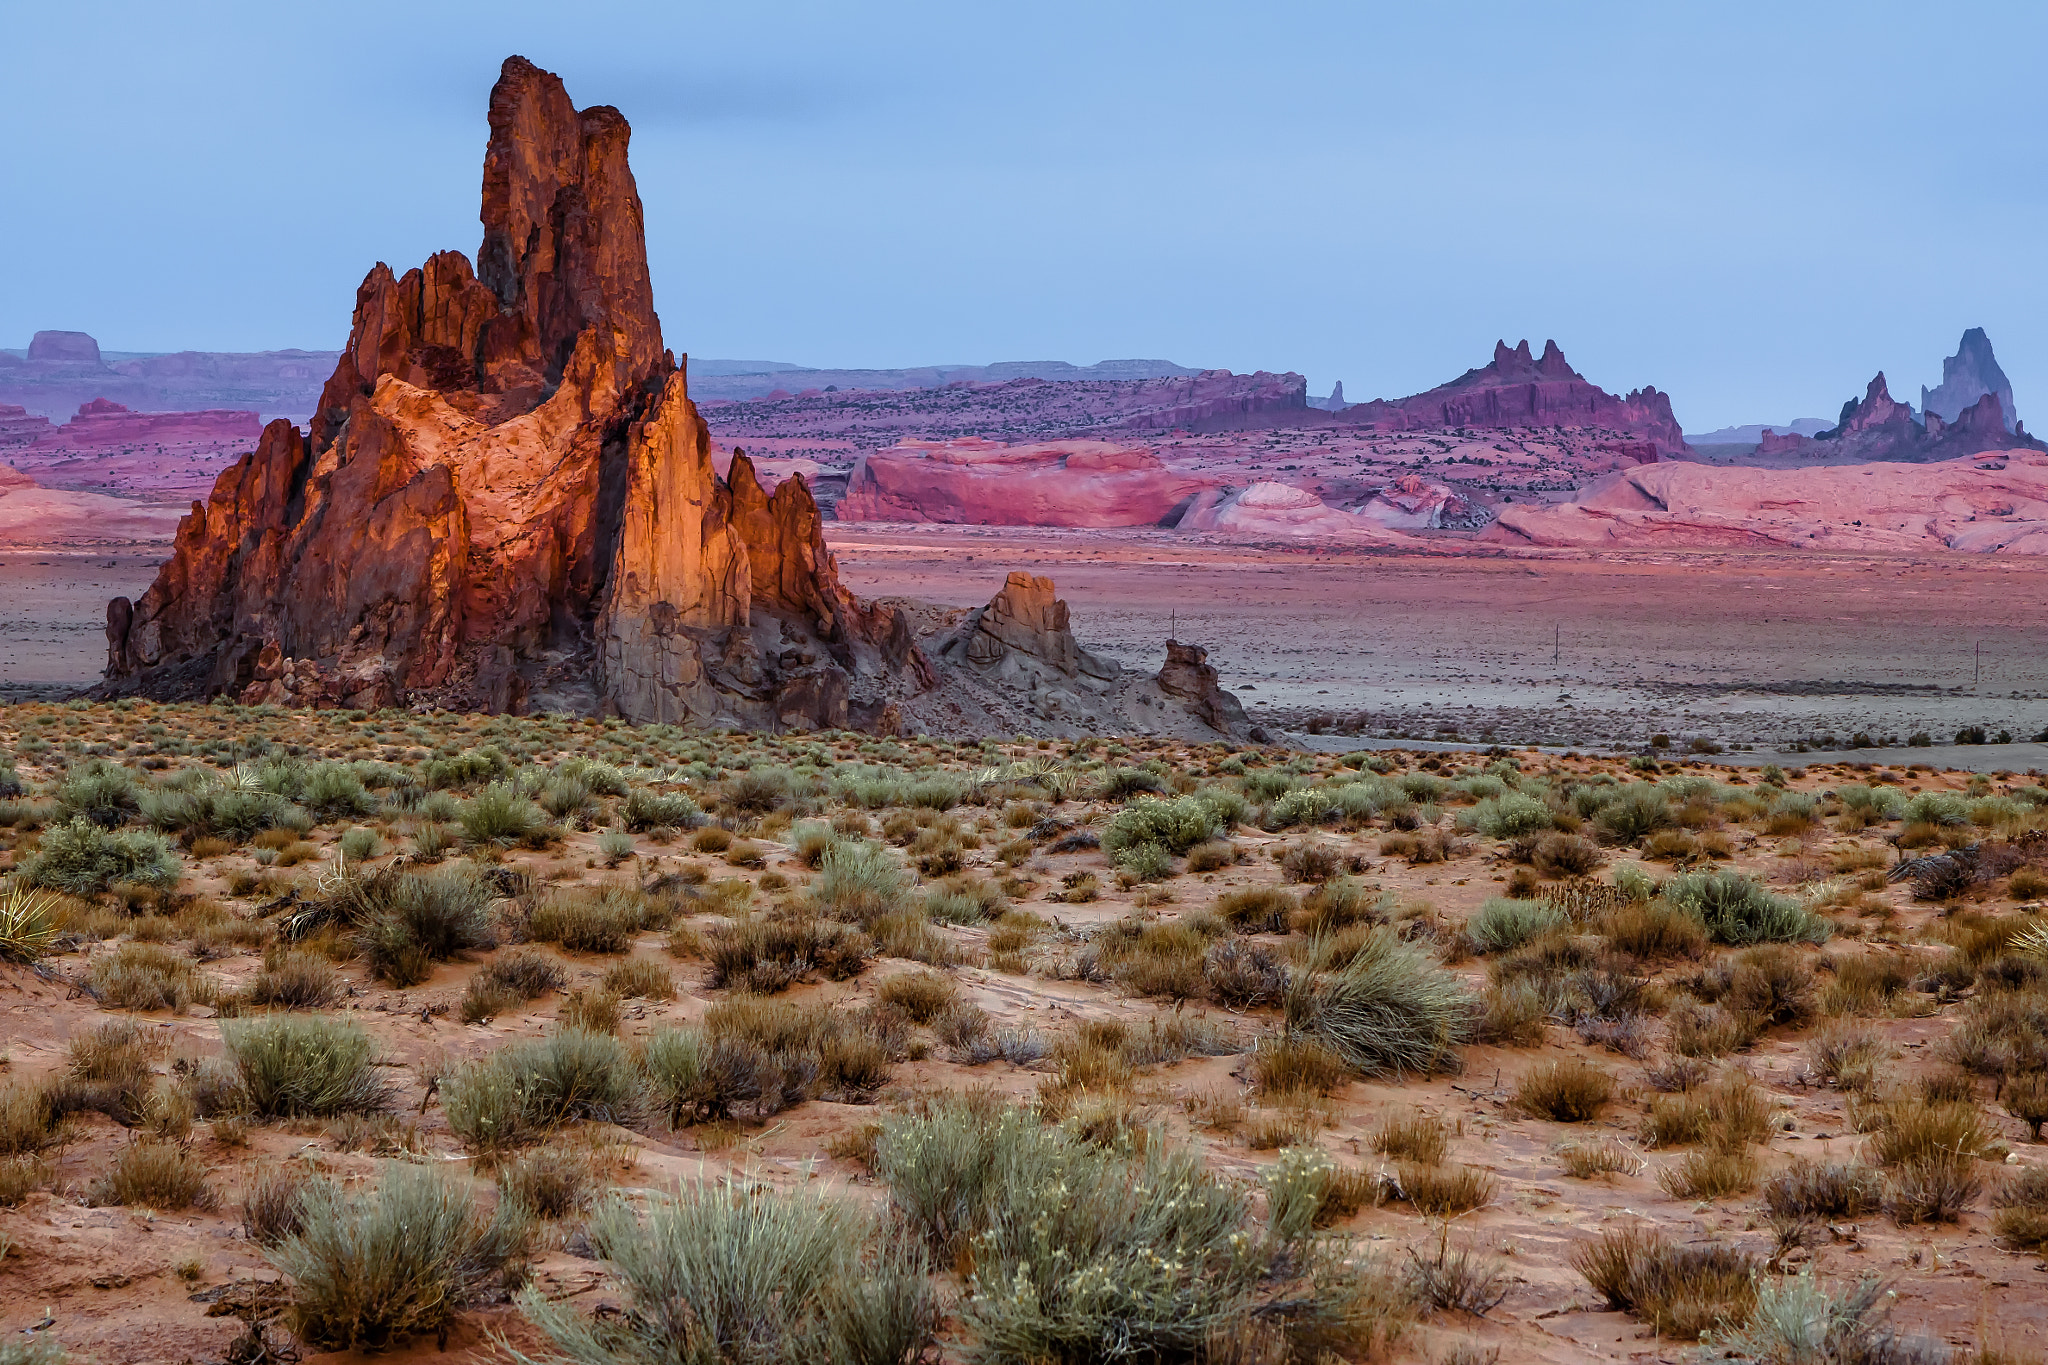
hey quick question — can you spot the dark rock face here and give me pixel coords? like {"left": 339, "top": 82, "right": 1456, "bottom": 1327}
{"left": 1335, "top": 339, "right": 1688, "bottom": 459}
{"left": 1923, "top": 327, "right": 2017, "bottom": 432}
{"left": 945, "top": 572, "right": 1120, "bottom": 682}
{"left": 101, "top": 56, "right": 928, "bottom": 729}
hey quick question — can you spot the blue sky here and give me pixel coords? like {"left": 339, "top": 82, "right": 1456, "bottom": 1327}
{"left": 4, "top": 0, "right": 2043, "bottom": 429}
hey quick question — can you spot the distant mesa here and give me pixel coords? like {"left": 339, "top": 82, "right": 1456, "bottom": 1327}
{"left": 99, "top": 55, "right": 932, "bottom": 729}
{"left": 836, "top": 438, "right": 1212, "bottom": 526}
{"left": 1769, "top": 360, "right": 2039, "bottom": 465}
{"left": 27, "top": 330, "right": 102, "bottom": 367}
{"left": 1333, "top": 339, "right": 1687, "bottom": 459}
{"left": 1923, "top": 327, "right": 2016, "bottom": 432}
{"left": 1686, "top": 418, "right": 1831, "bottom": 445}
{"left": 2, "top": 398, "right": 262, "bottom": 451}
{"left": 691, "top": 357, "right": 1201, "bottom": 403}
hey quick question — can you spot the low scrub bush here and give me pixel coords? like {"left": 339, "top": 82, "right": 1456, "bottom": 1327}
{"left": 1515, "top": 1058, "right": 1613, "bottom": 1122}
{"left": 518, "top": 1179, "right": 937, "bottom": 1365}
{"left": 22, "top": 818, "right": 181, "bottom": 895}
{"left": 1662, "top": 870, "right": 1829, "bottom": 946}
{"left": 1599, "top": 898, "right": 1709, "bottom": 959}
{"left": 269, "top": 1163, "right": 531, "bottom": 1353}
{"left": 704, "top": 914, "right": 872, "bottom": 992}
{"left": 1992, "top": 1165, "right": 2048, "bottom": 1250}
{"left": 442, "top": 1029, "right": 640, "bottom": 1149}
{"left": 327, "top": 865, "right": 494, "bottom": 985}
{"left": 458, "top": 781, "right": 547, "bottom": 846}
{"left": 1214, "top": 886, "right": 1295, "bottom": 934}
{"left": 1469, "top": 792, "right": 1552, "bottom": 839}
{"left": 1572, "top": 1228, "right": 1757, "bottom": 1337}
{"left": 245, "top": 948, "right": 342, "bottom": 1010}
{"left": 1466, "top": 897, "right": 1567, "bottom": 954}
{"left": 807, "top": 842, "right": 909, "bottom": 925}
{"left": 1723, "top": 1268, "right": 1941, "bottom": 1365}
{"left": 89, "top": 941, "right": 205, "bottom": 1012}
{"left": 1204, "top": 937, "right": 1287, "bottom": 1008}
{"left": 1763, "top": 1159, "right": 1885, "bottom": 1222}
{"left": 1102, "top": 794, "right": 1226, "bottom": 857}
{"left": 222, "top": 1015, "right": 389, "bottom": 1118}
{"left": 528, "top": 887, "right": 642, "bottom": 954}
{"left": 601, "top": 956, "right": 674, "bottom": 1001}
{"left": 1285, "top": 927, "right": 1471, "bottom": 1077}
{"left": 87, "top": 1140, "right": 213, "bottom": 1209}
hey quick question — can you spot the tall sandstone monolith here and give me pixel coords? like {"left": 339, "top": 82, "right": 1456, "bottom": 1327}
{"left": 103, "top": 56, "right": 928, "bottom": 728}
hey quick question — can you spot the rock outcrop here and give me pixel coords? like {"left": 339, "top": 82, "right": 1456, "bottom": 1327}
{"left": 1489, "top": 451, "right": 2048, "bottom": 554}
{"left": 1177, "top": 482, "right": 1407, "bottom": 542}
{"left": 1761, "top": 373, "right": 2041, "bottom": 465}
{"left": 0, "top": 404, "right": 52, "bottom": 445}
{"left": 1358, "top": 473, "right": 1481, "bottom": 529}
{"left": 1335, "top": 340, "right": 1687, "bottom": 458}
{"left": 1923, "top": 328, "right": 2016, "bottom": 431}
{"left": 1155, "top": 640, "right": 1247, "bottom": 737}
{"left": 908, "top": 572, "right": 1247, "bottom": 739}
{"left": 101, "top": 56, "right": 928, "bottom": 728}
{"left": 836, "top": 438, "right": 1211, "bottom": 526}
{"left": 26, "top": 399, "right": 260, "bottom": 450}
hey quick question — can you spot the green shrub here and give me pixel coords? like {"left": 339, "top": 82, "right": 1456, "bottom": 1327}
{"left": 808, "top": 842, "right": 909, "bottom": 925}
{"left": 269, "top": 1162, "right": 531, "bottom": 1353}
{"left": 1285, "top": 927, "right": 1470, "bottom": 1077}
{"left": 516, "top": 1180, "right": 937, "bottom": 1365}
{"left": 623, "top": 787, "right": 703, "bottom": 832}
{"left": 1113, "top": 841, "right": 1175, "bottom": 882}
{"left": 55, "top": 759, "right": 140, "bottom": 827}
{"left": 335, "top": 866, "right": 495, "bottom": 984}
{"left": 596, "top": 829, "right": 636, "bottom": 864}
{"left": 1466, "top": 897, "right": 1567, "bottom": 954}
{"left": 139, "top": 785, "right": 296, "bottom": 843}
{"left": 1592, "top": 784, "right": 1672, "bottom": 844}
{"left": 1267, "top": 787, "right": 1336, "bottom": 829}
{"left": 302, "top": 763, "right": 377, "bottom": 821}
{"left": 458, "top": 782, "right": 546, "bottom": 845}
{"left": 1103, "top": 795, "right": 1224, "bottom": 857}
{"left": 337, "top": 827, "right": 381, "bottom": 861}
{"left": 1903, "top": 791, "right": 1968, "bottom": 827}
{"left": 442, "top": 1029, "right": 640, "bottom": 1149}
{"left": 21, "top": 818, "right": 181, "bottom": 895}
{"left": 221, "top": 1016, "right": 389, "bottom": 1118}
{"left": 1469, "top": 793, "right": 1553, "bottom": 839}
{"left": 1662, "top": 870, "right": 1830, "bottom": 945}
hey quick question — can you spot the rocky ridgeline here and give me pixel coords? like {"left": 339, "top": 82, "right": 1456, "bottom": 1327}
{"left": 0, "top": 330, "right": 336, "bottom": 422}
{"left": 0, "top": 397, "right": 260, "bottom": 451}
{"left": 1332, "top": 339, "right": 1687, "bottom": 461}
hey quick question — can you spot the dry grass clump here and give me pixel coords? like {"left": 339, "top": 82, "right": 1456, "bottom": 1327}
{"left": 1658, "top": 1145, "right": 1762, "bottom": 1200}
{"left": 268, "top": 1163, "right": 530, "bottom": 1353}
{"left": 1514, "top": 1058, "right": 1613, "bottom": 1122}
{"left": 876, "top": 970, "right": 959, "bottom": 1024}
{"left": 89, "top": 941, "right": 206, "bottom": 1012}
{"left": 1992, "top": 1165, "right": 2048, "bottom": 1250}
{"left": 460, "top": 946, "right": 567, "bottom": 1023}
{"left": 704, "top": 912, "right": 873, "bottom": 992}
{"left": 1572, "top": 1227, "right": 1758, "bottom": 1337}
{"left": 527, "top": 886, "right": 642, "bottom": 953}
{"left": 1763, "top": 1159, "right": 1885, "bottom": 1222}
{"left": 1392, "top": 1162, "right": 1495, "bottom": 1216}
{"left": 1642, "top": 1074, "right": 1773, "bottom": 1149}
{"left": 1214, "top": 886, "right": 1295, "bottom": 934}
{"left": 1374, "top": 1109, "right": 1449, "bottom": 1165}
{"left": 600, "top": 956, "right": 674, "bottom": 1001}
{"left": 241, "top": 1162, "right": 311, "bottom": 1246}
{"left": 88, "top": 1139, "right": 214, "bottom": 1209}
{"left": 1599, "top": 898, "right": 1709, "bottom": 959}
{"left": 494, "top": 1141, "right": 609, "bottom": 1220}
{"left": 243, "top": 947, "right": 342, "bottom": 1010}
{"left": 442, "top": 1027, "right": 642, "bottom": 1149}
{"left": 1805, "top": 1021, "right": 1890, "bottom": 1093}
{"left": 1406, "top": 1225, "right": 1509, "bottom": 1317}
{"left": 1203, "top": 937, "right": 1288, "bottom": 1008}
{"left": 1556, "top": 1139, "right": 1640, "bottom": 1179}
{"left": 1081, "top": 914, "right": 1221, "bottom": 1000}
{"left": 1856, "top": 1093, "right": 1991, "bottom": 1224}
{"left": 1248, "top": 1035, "right": 1347, "bottom": 1098}
{"left": 559, "top": 987, "right": 624, "bottom": 1035}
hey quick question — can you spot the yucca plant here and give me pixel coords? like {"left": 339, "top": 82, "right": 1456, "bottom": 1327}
{"left": 0, "top": 882, "right": 59, "bottom": 964}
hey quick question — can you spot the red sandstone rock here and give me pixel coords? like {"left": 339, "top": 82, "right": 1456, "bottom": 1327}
{"left": 1336, "top": 339, "right": 1687, "bottom": 458}
{"left": 1489, "top": 450, "right": 2048, "bottom": 553}
{"left": 1155, "top": 640, "right": 1247, "bottom": 738}
{"left": 836, "top": 438, "right": 1212, "bottom": 526}
{"left": 103, "top": 56, "right": 927, "bottom": 726}
{"left": 0, "top": 404, "right": 52, "bottom": 446}
{"left": 26, "top": 399, "right": 261, "bottom": 450}
{"left": 1358, "top": 473, "right": 1478, "bottom": 529}
{"left": 1177, "top": 481, "right": 1408, "bottom": 543}
{"left": 1760, "top": 374, "right": 2040, "bottom": 465}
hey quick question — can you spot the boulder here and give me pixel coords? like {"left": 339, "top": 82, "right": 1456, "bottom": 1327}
{"left": 1177, "top": 481, "right": 1406, "bottom": 542}
{"left": 101, "top": 56, "right": 929, "bottom": 728}
{"left": 836, "top": 438, "right": 1210, "bottom": 526}
{"left": 1358, "top": 473, "right": 1480, "bottom": 529}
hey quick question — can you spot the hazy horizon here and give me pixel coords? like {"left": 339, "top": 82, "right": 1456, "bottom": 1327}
{"left": 6, "top": 0, "right": 2043, "bottom": 431}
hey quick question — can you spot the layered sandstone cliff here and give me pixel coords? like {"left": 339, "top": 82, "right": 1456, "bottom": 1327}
{"left": 1759, "top": 372, "right": 2041, "bottom": 465}
{"left": 836, "top": 438, "right": 1211, "bottom": 526}
{"left": 102, "top": 56, "right": 927, "bottom": 728}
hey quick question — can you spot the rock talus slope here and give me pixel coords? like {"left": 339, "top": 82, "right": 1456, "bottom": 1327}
{"left": 100, "top": 56, "right": 926, "bottom": 727}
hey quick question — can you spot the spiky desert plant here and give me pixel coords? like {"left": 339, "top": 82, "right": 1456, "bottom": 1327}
{"left": 0, "top": 882, "right": 59, "bottom": 963}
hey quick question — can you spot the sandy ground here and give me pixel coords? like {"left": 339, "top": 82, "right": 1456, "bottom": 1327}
{"left": 9, "top": 524, "right": 2048, "bottom": 762}
{"left": 0, "top": 551, "right": 161, "bottom": 699}
{"left": 827, "top": 526, "right": 2048, "bottom": 753}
